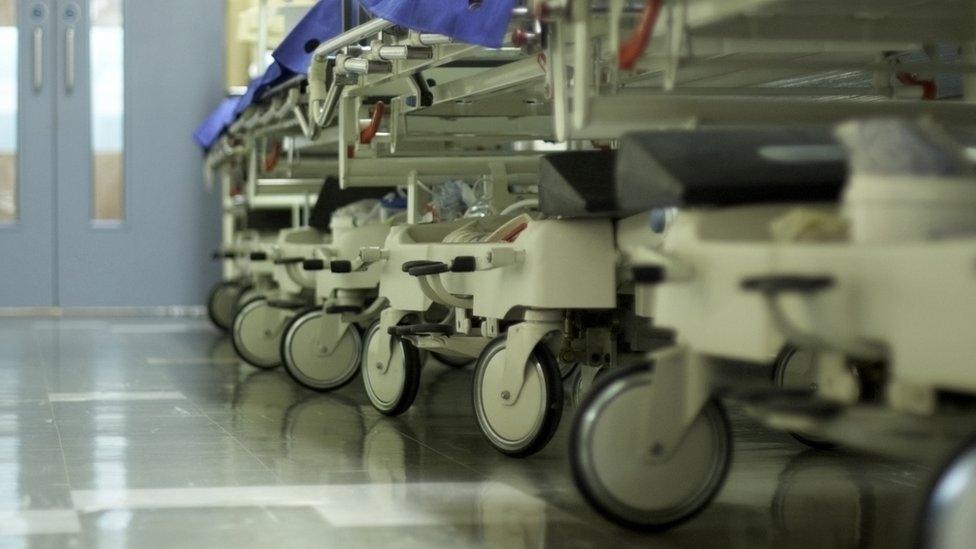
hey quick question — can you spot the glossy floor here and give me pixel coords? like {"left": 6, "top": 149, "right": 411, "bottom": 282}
{"left": 0, "top": 317, "right": 932, "bottom": 548}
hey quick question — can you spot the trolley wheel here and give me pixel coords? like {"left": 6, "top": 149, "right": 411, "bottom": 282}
{"left": 432, "top": 351, "right": 473, "bottom": 369}
{"left": 235, "top": 285, "right": 262, "bottom": 311}
{"left": 207, "top": 281, "right": 242, "bottom": 332}
{"left": 361, "top": 320, "right": 422, "bottom": 416}
{"left": 772, "top": 345, "right": 837, "bottom": 450}
{"left": 571, "top": 366, "right": 608, "bottom": 408}
{"left": 560, "top": 361, "right": 579, "bottom": 380}
{"left": 281, "top": 308, "right": 363, "bottom": 391}
{"left": 920, "top": 436, "right": 976, "bottom": 549}
{"left": 231, "top": 297, "right": 285, "bottom": 369}
{"left": 570, "top": 364, "right": 732, "bottom": 531}
{"left": 472, "top": 336, "right": 563, "bottom": 458}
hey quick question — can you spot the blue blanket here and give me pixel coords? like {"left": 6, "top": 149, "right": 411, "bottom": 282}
{"left": 359, "top": 0, "right": 515, "bottom": 48}
{"left": 197, "top": 0, "right": 514, "bottom": 149}
{"left": 198, "top": 0, "right": 345, "bottom": 148}
{"left": 234, "top": 0, "right": 344, "bottom": 117}
{"left": 193, "top": 97, "right": 240, "bottom": 150}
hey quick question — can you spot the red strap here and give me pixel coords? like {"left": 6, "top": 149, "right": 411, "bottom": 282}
{"left": 619, "top": 0, "right": 663, "bottom": 71}
{"left": 263, "top": 141, "right": 283, "bottom": 172}
{"left": 897, "top": 72, "right": 937, "bottom": 101}
{"left": 360, "top": 101, "right": 387, "bottom": 145}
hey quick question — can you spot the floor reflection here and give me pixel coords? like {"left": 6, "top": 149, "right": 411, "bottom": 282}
{"left": 0, "top": 318, "right": 939, "bottom": 547}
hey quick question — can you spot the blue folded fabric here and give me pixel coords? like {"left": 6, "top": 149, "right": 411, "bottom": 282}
{"left": 273, "top": 0, "right": 343, "bottom": 74}
{"left": 193, "top": 97, "right": 240, "bottom": 150}
{"left": 359, "top": 0, "right": 515, "bottom": 48}
{"left": 211, "top": 0, "right": 346, "bottom": 142}
{"left": 233, "top": 61, "right": 295, "bottom": 117}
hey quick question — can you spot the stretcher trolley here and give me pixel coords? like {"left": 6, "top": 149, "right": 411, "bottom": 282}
{"left": 301, "top": 11, "right": 624, "bottom": 455}
{"left": 568, "top": 123, "right": 976, "bottom": 536}
{"left": 196, "top": 0, "right": 352, "bottom": 334}
{"left": 279, "top": 195, "right": 406, "bottom": 390}
{"left": 499, "top": 0, "right": 976, "bottom": 535}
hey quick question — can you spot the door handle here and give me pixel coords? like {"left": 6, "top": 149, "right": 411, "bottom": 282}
{"left": 65, "top": 27, "right": 76, "bottom": 94}
{"left": 32, "top": 27, "right": 43, "bottom": 93}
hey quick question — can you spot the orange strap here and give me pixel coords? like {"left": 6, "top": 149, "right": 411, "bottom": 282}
{"left": 360, "top": 101, "right": 387, "bottom": 145}
{"left": 618, "top": 0, "right": 663, "bottom": 71}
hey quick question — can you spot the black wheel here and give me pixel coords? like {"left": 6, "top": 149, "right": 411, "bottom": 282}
{"left": 231, "top": 297, "right": 286, "bottom": 369}
{"left": 281, "top": 308, "right": 363, "bottom": 391}
{"left": 432, "top": 351, "right": 473, "bottom": 369}
{"left": 472, "top": 336, "right": 563, "bottom": 458}
{"left": 772, "top": 345, "right": 837, "bottom": 450}
{"left": 570, "top": 363, "right": 732, "bottom": 531}
{"left": 207, "top": 281, "right": 242, "bottom": 332}
{"left": 919, "top": 435, "right": 976, "bottom": 549}
{"left": 361, "top": 320, "right": 422, "bottom": 416}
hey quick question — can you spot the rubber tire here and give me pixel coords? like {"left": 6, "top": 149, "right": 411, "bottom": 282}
{"left": 570, "top": 363, "right": 733, "bottom": 531}
{"left": 235, "top": 285, "right": 261, "bottom": 312}
{"left": 207, "top": 281, "right": 241, "bottom": 332}
{"left": 361, "top": 320, "right": 422, "bottom": 416}
{"left": 918, "top": 434, "right": 976, "bottom": 549}
{"left": 231, "top": 297, "right": 284, "bottom": 369}
{"left": 281, "top": 308, "right": 363, "bottom": 392}
{"left": 472, "top": 336, "right": 564, "bottom": 458}
{"left": 772, "top": 345, "right": 837, "bottom": 451}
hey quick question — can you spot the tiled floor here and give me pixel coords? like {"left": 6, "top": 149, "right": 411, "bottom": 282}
{"left": 0, "top": 317, "right": 933, "bottom": 548}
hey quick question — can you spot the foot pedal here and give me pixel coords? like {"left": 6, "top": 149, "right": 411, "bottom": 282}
{"left": 267, "top": 299, "right": 306, "bottom": 310}
{"left": 388, "top": 323, "right": 455, "bottom": 336}
{"left": 326, "top": 305, "right": 363, "bottom": 314}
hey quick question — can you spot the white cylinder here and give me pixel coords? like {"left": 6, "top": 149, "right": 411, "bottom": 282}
{"left": 842, "top": 174, "right": 976, "bottom": 243}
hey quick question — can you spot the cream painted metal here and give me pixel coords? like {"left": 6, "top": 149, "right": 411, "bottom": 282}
{"left": 573, "top": 139, "right": 976, "bottom": 531}
{"left": 525, "top": 0, "right": 976, "bottom": 139}
{"left": 279, "top": 214, "right": 404, "bottom": 392}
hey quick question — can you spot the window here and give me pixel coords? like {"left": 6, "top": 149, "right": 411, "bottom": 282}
{"left": 90, "top": 0, "right": 123, "bottom": 223}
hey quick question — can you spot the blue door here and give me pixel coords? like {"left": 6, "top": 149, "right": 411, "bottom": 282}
{"left": 0, "top": 0, "right": 226, "bottom": 307}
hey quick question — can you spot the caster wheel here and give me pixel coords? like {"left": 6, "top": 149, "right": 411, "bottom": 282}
{"left": 472, "top": 336, "right": 563, "bottom": 458}
{"left": 361, "top": 320, "right": 422, "bottom": 416}
{"left": 235, "top": 285, "right": 261, "bottom": 311}
{"left": 571, "top": 367, "right": 607, "bottom": 407}
{"left": 281, "top": 309, "right": 363, "bottom": 391}
{"left": 207, "top": 281, "right": 242, "bottom": 332}
{"left": 772, "top": 345, "right": 837, "bottom": 450}
{"left": 920, "top": 436, "right": 976, "bottom": 549}
{"left": 231, "top": 297, "right": 285, "bottom": 369}
{"left": 432, "top": 352, "right": 473, "bottom": 369}
{"left": 570, "top": 364, "right": 732, "bottom": 531}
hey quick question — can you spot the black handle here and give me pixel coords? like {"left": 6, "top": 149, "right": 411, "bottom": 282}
{"left": 450, "top": 256, "right": 477, "bottom": 273}
{"left": 402, "top": 260, "right": 439, "bottom": 273}
{"left": 632, "top": 266, "right": 666, "bottom": 284}
{"left": 410, "top": 72, "right": 434, "bottom": 107}
{"left": 273, "top": 257, "right": 305, "bottom": 266}
{"left": 250, "top": 252, "right": 268, "bottom": 261}
{"left": 303, "top": 259, "right": 326, "bottom": 271}
{"left": 409, "top": 262, "right": 450, "bottom": 277}
{"left": 741, "top": 275, "right": 835, "bottom": 294}
{"left": 212, "top": 251, "right": 236, "bottom": 260}
{"left": 330, "top": 260, "right": 352, "bottom": 273}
